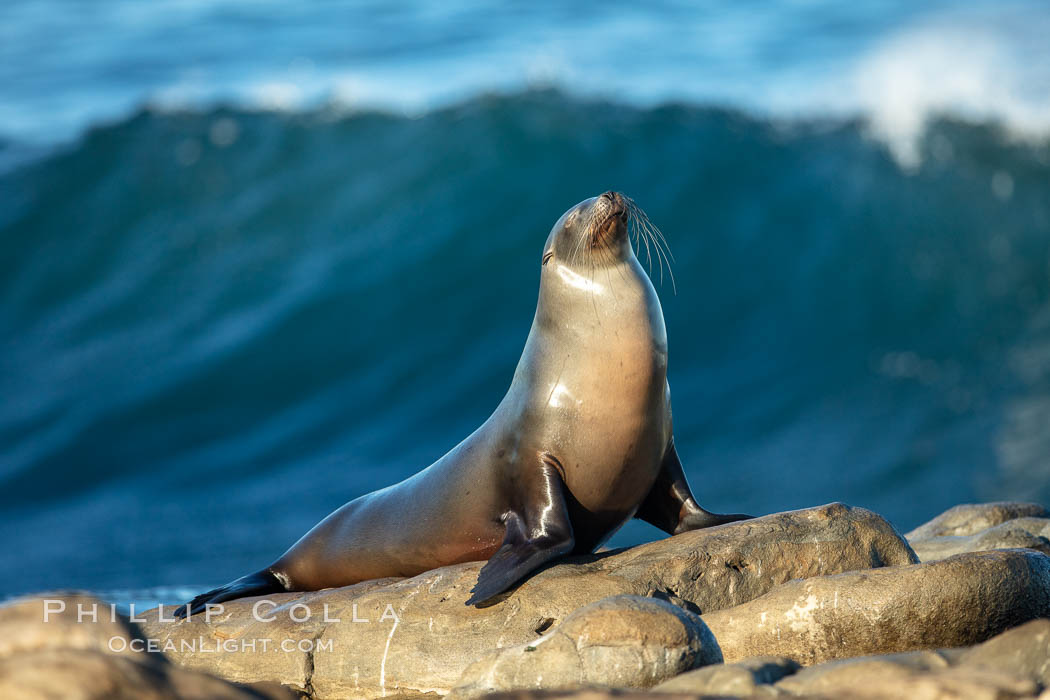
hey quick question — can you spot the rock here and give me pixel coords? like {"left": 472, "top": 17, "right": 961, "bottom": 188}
{"left": 594, "top": 502, "right": 917, "bottom": 614}
{"left": 652, "top": 655, "right": 799, "bottom": 696}
{"left": 910, "top": 518, "right": 1050, "bottom": 562}
{"left": 774, "top": 650, "right": 953, "bottom": 693}
{"left": 593, "top": 620, "right": 1050, "bottom": 700}
{"left": 702, "top": 549, "right": 1050, "bottom": 665}
{"left": 775, "top": 655, "right": 1039, "bottom": 699}
{"left": 907, "top": 502, "right": 1049, "bottom": 540}
{"left": 139, "top": 503, "right": 914, "bottom": 699}
{"left": 0, "top": 593, "right": 140, "bottom": 659}
{"left": 448, "top": 596, "right": 720, "bottom": 698}
{"left": 0, "top": 648, "right": 295, "bottom": 700}
{"left": 475, "top": 692, "right": 723, "bottom": 700}
{"left": 482, "top": 679, "right": 1042, "bottom": 700}
{"left": 955, "top": 618, "right": 1050, "bottom": 687}
{"left": 0, "top": 594, "right": 296, "bottom": 700}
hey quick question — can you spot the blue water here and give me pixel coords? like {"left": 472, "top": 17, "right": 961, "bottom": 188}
{"left": 2, "top": 1, "right": 1050, "bottom": 605}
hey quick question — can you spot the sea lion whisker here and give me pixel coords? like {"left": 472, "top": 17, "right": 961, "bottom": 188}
{"left": 588, "top": 242, "right": 602, "bottom": 324}
{"left": 625, "top": 198, "right": 656, "bottom": 277}
{"left": 570, "top": 217, "right": 588, "bottom": 268}
{"left": 647, "top": 222, "right": 676, "bottom": 294}
{"left": 651, "top": 226, "right": 677, "bottom": 294}
{"left": 649, "top": 220, "right": 675, "bottom": 263}
{"left": 626, "top": 198, "right": 675, "bottom": 294}
{"left": 640, "top": 209, "right": 675, "bottom": 265}
{"left": 627, "top": 197, "right": 673, "bottom": 262}
{"left": 637, "top": 214, "right": 665, "bottom": 287}
{"left": 626, "top": 214, "right": 639, "bottom": 258}
{"left": 634, "top": 216, "right": 654, "bottom": 276}
{"left": 577, "top": 221, "right": 592, "bottom": 264}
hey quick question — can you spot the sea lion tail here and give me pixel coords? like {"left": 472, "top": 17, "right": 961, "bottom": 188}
{"left": 173, "top": 569, "right": 288, "bottom": 619}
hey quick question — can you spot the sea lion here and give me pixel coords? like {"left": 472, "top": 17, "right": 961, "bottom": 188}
{"left": 176, "top": 191, "right": 749, "bottom": 616}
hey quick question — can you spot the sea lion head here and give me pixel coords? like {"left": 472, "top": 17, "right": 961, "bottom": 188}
{"left": 542, "top": 191, "right": 632, "bottom": 269}
{"left": 540, "top": 192, "right": 674, "bottom": 293}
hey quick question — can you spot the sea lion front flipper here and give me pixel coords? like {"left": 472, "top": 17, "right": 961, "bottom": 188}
{"left": 635, "top": 439, "right": 753, "bottom": 535}
{"left": 465, "top": 456, "right": 575, "bottom": 606}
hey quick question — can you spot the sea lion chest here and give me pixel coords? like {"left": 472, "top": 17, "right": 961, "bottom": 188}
{"left": 505, "top": 260, "right": 670, "bottom": 522}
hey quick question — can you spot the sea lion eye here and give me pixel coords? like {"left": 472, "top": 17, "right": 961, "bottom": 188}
{"left": 542, "top": 251, "right": 554, "bottom": 266}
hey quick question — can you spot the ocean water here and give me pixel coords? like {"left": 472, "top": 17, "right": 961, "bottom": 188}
{"left": 2, "top": 1, "right": 1049, "bottom": 606}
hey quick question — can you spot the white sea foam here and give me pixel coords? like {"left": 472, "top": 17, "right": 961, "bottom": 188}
{"left": 842, "top": 8, "right": 1050, "bottom": 166}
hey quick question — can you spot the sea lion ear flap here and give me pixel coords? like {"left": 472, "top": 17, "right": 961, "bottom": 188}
{"left": 465, "top": 458, "right": 575, "bottom": 606}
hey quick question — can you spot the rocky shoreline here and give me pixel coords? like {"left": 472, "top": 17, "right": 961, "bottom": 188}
{"left": 4, "top": 501, "right": 1050, "bottom": 699}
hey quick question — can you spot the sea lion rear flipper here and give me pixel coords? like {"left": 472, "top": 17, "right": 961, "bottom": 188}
{"left": 635, "top": 439, "right": 753, "bottom": 535}
{"left": 465, "top": 456, "right": 574, "bottom": 606}
{"left": 174, "top": 569, "right": 287, "bottom": 618}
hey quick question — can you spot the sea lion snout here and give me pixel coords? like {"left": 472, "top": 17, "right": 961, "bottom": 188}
{"left": 590, "top": 191, "right": 629, "bottom": 247}
{"left": 599, "top": 190, "right": 628, "bottom": 220}
{"left": 596, "top": 189, "right": 625, "bottom": 228}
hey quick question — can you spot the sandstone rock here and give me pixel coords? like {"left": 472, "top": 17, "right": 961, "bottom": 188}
{"left": 702, "top": 549, "right": 1050, "bottom": 665}
{"left": 476, "top": 627, "right": 1050, "bottom": 700}
{"left": 744, "top": 617, "right": 1050, "bottom": 699}
{"left": 652, "top": 655, "right": 799, "bottom": 696}
{"left": 775, "top": 650, "right": 953, "bottom": 693}
{"left": 0, "top": 594, "right": 295, "bottom": 700}
{"left": 483, "top": 682, "right": 1039, "bottom": 700}
{"left": 0, "top": 593, "right": 141, "bottom": 659}
{"left": 907, "top": 502, "right": 1049, "bottom": 540}
{"left": 955, "top": 618, "right": 1050, "bottom": 688}
{"left": 140, "top": 503, "right": 913, "bottom": 699}
{"left": 480, "top": 692, "right": 725, "bottom": 700}
{"left": 448, "top": 596, "right": 720, "bottom": 698}
{"left": 0, "top": 648, "right": 295, "bottom": 700}
{"left": 587, "top": 502, "right": 917, "bottom": 615}
{"left": 776, "top": 657, "right": 1038, "bottom": 699}
{"left": 910, "top": 518, "right": 1050, "bottom": 562}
